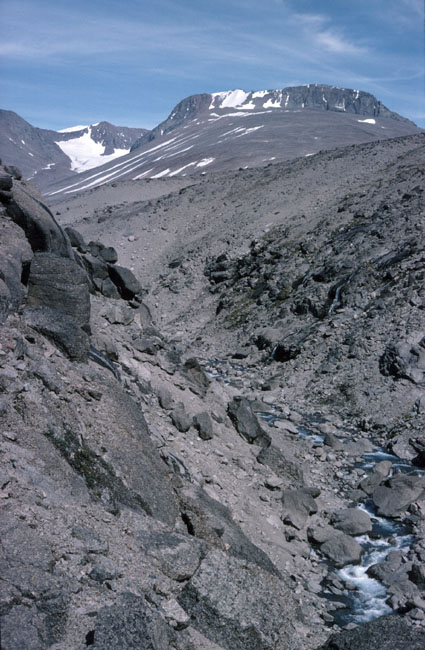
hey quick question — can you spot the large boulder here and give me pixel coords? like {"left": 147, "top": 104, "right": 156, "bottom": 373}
{"left": 25, "top": 252, "right": 91, "bottom": 360}
{"left": 108, "top": 264, "right": 142, "bottom": 299}
{"left": 27, "top": 253, "right": 90, "bottom": 332}
{"left": 320, "top": 533, "right": 363, "bottom": 568}
{"left": 281, "top": 487, "right": 320, "bottom": 530}
{"left": 24, "top": 307, "right": 90, "bottom": 362}
{"left": 178, "top": 549, "right": 303, "bottom": 650}
{"left": 372, "top": 474, "right": 425, "bottom": 517}
{"left": 380, "top": 335, "right": 425, "bottom": 385}
{"left": 359, "top": 460, "right": 392, "bottom": 495}
{"left": 227, "top": 397, "right": 270, "bottom": 446}
{"left": 330, "top": 508, "right": 372, "bottom": 536}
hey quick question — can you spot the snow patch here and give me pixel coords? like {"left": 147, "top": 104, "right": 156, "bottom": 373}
{"left": 58, "top": 125, "right": 88, "bottom": 133}
{"left": 358, "top": 118, "right": 376, "bottom": 124}
{"left": 210, "top": 89, "right": 249, "bottom": 109}
{"left": 263, "top": 98, "right": 281, "bottom": 109}
{"left": 150, "top": 168, "right": 171, "bottom": 178}
{"left": 239, "top": 101, "right": 256, "bottom": 110}
{"left": 168, "top": 162, "right": 197, "bottom": 176}
{"left": 21, "top": 139, "right": 26, "bottom": 145}
{"left": 196, "top": 158, "right": 215, "bottom": 167}
{"left": 55, "top": 127, "right": 129, "bottom": 172}
{"left": 234, "top": 125, "right": 264, "bottom": 138}
{"left": 133, "top": 168, "right": 154, "bottom": 180}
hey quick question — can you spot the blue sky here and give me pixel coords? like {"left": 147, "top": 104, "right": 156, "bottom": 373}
{"left": 1, "top": 0, "right": 424, "bottom": 130}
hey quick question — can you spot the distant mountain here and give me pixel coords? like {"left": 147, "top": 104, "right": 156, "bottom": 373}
{"left": 44, "top": 84, "right": 420, "bottom": 200}
{"left": 130, "top": 84, "right": 413, "bottom": 152}
{"left": 0, "top": 110, "right": 148, "bottom": 187}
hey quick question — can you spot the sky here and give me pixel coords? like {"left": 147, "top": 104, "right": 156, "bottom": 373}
{"left": 1, "top": 0, "right": 424, "bottom": 130}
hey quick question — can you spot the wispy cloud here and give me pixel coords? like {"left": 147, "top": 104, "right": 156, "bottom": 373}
{"left": 292, "top": 12, "right": 369, "bottom": 56}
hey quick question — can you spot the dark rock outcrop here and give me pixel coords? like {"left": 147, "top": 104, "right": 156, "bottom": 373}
{"left": 318, "top": 614, "right": 425, "bottom": 649}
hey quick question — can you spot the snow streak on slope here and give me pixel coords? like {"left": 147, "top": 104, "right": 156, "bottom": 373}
{"left": 55, "top": 127, "right": 129, "bottom": 172}
{"left": 57, "top": 125, "right": 90, "bottom": 133}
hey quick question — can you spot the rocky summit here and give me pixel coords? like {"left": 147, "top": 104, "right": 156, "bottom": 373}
{"left": 0, "top": 116, "right": 425, "bottom": 650}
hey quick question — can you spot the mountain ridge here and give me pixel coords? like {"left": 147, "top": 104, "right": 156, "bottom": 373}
{"left": 130, "top": 84, "right": 415, "bottom": 151}
{"left": 0, "top": 109, "right": 148, "bottom": 186}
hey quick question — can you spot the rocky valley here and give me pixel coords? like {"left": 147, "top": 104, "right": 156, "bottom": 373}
{"left": 0, "top": 108, "right": 425, "bottom": 650}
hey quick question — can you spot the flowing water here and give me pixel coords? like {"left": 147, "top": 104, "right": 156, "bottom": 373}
{"left": 203, "top": 358, "right": 422, "bottom": 626}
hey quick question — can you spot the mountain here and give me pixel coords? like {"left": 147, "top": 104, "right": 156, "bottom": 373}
{"left": 1, "top": 128, "right": 425, "bottom": 649}
{"left": 0, "top": 109, "right": 148, "bottom": 187}
{"left": 43, "top": 84, "right": 421, "bottom": 200}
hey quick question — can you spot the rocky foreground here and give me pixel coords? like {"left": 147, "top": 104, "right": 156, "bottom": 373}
{"left": 1, "top": 134, "right": 425, "bottom": 649}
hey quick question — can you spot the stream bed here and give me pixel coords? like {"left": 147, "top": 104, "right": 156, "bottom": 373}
{"left": 203, "top": 358, "right": 423, "bottom": 626}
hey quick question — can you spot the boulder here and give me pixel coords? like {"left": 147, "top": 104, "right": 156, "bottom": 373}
{"left": 307, "top": 522, "right": 336, "bottom": 545}
{"left": 320, "top": 533, "right": 363, "bottom": 567}
{"left": 181, "top": 357, "right": 211, "bottom": 396}
{"left": 108, "top": 264, "right": 142, "bottom": 299}
{"left": 227, "top": 397, "right": 270, "bottom": 446}
{"left": 331, "top": 508, "right": 372, "bottom": 535}
{"left": 99, "top": 246, "right": 118, "bottom": 263}
{"left": 380, "top": 337, "right": 425, "bottom": 385}
{"left": 82, "top": 253, "right": 109, "bottom": 281}
{"left": 91, "top": 593, "right": 175, "bottom": 649}
{"left": 89, "top": 557, "right": 121, "bottom": 583}
{"left": 177, "top": 549, "right": 302, "bottom": 650}
{"left": 137, "top": 529, "right": 204, "bottom": 581}
{"left": 367, "top": 550, "right": 408, "bottom": 586}
{"left": 64, "top": 226, "right": 86, "bottom": 252}
{"left": 100, "top": 277, "right": 121, "bottom": 299}
{"left": 281, "top": 487, "right": 320, "bottom": 530}
{"left": 133, "top": 337, "right": 158, "bottom": 355}
{"left": 27, "top": 253, "right": 90, "bottom": 333}
{"left": 193, "top": 411, "right": 214, "bottom": 440}
{"left": 171, "top": 402, "right": 192, "bottom": 432}
{"left": 24, "top": 308, "right": 90, "bottom": 362}
{"left": 372, "top": 474, "right": 425, "bottom": 517}
{"left": 359, "top": 460, "right": 392, "bottom": 495}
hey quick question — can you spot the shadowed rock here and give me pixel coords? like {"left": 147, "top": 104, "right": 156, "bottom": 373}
{"left": 318, "top": 614, "right": 425, "bottom": 649}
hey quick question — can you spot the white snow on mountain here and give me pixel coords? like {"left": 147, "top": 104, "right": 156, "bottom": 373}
{"left": 55, "top": 127, "right": 129, "bottom": 172}
{"left": 358, "top": 118, "right": 376, "bottom": 124}
{"left": 57, "top": 125, "right": 89, "bottom": 133}
{"left": 210, "top": 89, "right": 249, "bottom": 109}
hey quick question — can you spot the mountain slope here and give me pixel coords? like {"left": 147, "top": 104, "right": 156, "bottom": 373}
{"left": 0, "top": 110, "right": 148, "bottom": 188}
{"left": 44, "top": 85, "right": 421, "bottom": 200}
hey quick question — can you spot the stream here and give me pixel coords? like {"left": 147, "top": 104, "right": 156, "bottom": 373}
{"left": 203, "top": 358, "right": 423, "bottom": 626}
